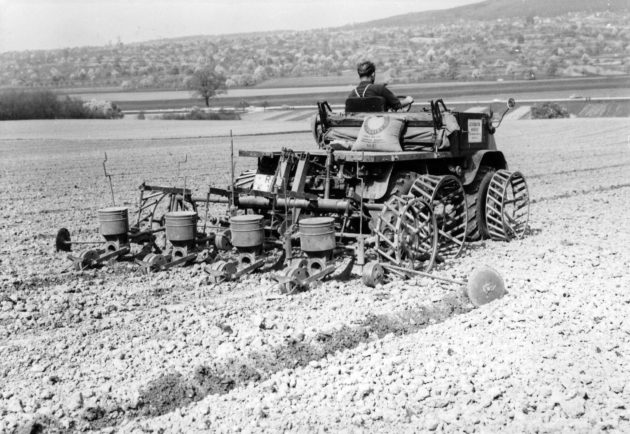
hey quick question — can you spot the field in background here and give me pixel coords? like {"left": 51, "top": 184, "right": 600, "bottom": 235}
{"left": 68, "top": 76, "right": 630, "bottom": 113}
{"left": 1, "top": 118, "right": 628, "bottom": 206}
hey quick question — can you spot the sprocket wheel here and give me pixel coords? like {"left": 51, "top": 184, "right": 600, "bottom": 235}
{"left": 410, "top": 175, "right": 467, "bottom": 259}
{"left": 485, "top": 170, "right": 529, "bottom": 240}
{"left": 374, "top": 196, "right": 438, "bottom": 272}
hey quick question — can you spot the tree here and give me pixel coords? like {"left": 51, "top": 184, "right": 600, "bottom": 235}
{"left": 186, "top": 65, "right": 226, "bottom": 107}
{"left": 238, "top": 99, "right": 250, "bottom": 112}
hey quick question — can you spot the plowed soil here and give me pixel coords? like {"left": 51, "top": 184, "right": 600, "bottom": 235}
{"left": 0, "top": 118, "right": 629, "bottom": 433}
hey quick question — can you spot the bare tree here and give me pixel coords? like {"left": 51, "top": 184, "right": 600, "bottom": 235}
{"left": 186, "top": 65, "right": 226, "bottom": 107}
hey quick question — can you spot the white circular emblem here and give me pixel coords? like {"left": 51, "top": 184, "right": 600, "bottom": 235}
{"left": 363, "top": 116, "right": 390, "bottom": 135}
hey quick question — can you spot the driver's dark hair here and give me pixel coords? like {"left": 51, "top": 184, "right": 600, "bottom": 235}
{"left": 357, "top": 61, "right": 376, "bottom": 77}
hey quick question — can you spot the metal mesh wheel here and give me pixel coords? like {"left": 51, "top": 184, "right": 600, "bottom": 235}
{"left": 485, "top": 170, "right": 529, "bottom": 241}
{"left": 374, "top": 196, "right": 438, "bottom": 272}
{"left": 410, "top": 175, "right": 467, "bottom": 259}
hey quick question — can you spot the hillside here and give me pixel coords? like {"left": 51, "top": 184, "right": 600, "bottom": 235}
{"left": 0, "top": 1, "right": 628, "bottom": 92}
{"left": 354, "top": 0, "right": 629, "bottom": 28}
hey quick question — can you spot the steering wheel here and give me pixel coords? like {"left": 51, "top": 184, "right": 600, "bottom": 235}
{"left": 396, "top": 95, "right": 413, "bottom": 112}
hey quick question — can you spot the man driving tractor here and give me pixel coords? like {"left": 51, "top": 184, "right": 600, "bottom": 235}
{"left": 348, "top": 60, "right": 414, "bottom": 111}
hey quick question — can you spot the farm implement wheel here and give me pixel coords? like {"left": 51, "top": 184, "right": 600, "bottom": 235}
{"left": 55, "top": 228, "right": 72, "bottom": 252}
{"left": 410, "top": 175, "right": 468, "bottom": 259}
{"left": 485, "top": 170, "right": 530, "bottom": 240}
{"left": 143, "top": 253, "right": 167, "bottom": 271}
{"left": 74, "top": 249, "right": 99, "bottom": 271}
{"left": 374, "top": 196, "right": 438, "bottom": 272}
{"left": 279, "top": 263, "right": 309, "bottom": 294}
{"left": 362, "top": 261, "right": 385, "bottom": 288}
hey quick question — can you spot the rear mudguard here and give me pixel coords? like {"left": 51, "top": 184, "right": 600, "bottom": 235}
{"left": 355, "top": 165, "right": 393, "bottom": 201}
{"left": 464, "top": 150, "right": 508, "bottom": 186}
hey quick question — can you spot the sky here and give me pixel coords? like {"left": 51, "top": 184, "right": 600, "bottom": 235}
{"left": 0, "top": 0, "right": 482, "bottom": 52}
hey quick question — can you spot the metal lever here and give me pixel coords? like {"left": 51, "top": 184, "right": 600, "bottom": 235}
{"left": 103, "top": 152, "right": 115, "bottom": 205}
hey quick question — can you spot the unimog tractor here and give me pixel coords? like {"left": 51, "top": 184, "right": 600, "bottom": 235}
{"left": 205, "top": 95, "right": 530, "bottom": 286}
{"left": 57, "top": 95, "right": 528, "bottom": 300}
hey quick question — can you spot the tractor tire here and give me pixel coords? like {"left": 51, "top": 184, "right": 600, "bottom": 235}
{"left": 465, "top": 167, "right": 495, "bottom": 241}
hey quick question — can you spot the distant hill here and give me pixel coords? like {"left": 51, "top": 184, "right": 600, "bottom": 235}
{"left": 349, "top": 0, "right": 629, "bottom": 28}
{"left": 1, "top": 0, "right": 628, "bottom": 92}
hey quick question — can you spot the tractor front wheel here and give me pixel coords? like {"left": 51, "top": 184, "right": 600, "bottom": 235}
{"left": 465, "top": 167, "right": 494, "bottom": 241}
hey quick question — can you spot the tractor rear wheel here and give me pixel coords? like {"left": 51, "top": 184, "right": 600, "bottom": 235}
{"left": 410, "top": 175, "right": 467, "bottom": 259}
{"left": 465, "top": 167, "right": 494, "bottom": 241}
{"left": 374, "top": 196, "right": 438, "bottom": 272}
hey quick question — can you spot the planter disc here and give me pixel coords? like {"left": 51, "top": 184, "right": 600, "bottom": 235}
{"left": 466, "top": 266, "right": 507, "bottom": 307}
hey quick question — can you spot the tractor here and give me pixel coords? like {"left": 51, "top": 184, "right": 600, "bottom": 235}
{"left": 203, "top": 96, "right": 529, "bottom": 291}
{"left": 56, "top": 95, "right": 529, "bottom": 304}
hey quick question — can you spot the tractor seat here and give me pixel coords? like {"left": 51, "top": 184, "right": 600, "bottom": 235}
{"left": 345, "top": 96, "right": 386, "bottom": 113}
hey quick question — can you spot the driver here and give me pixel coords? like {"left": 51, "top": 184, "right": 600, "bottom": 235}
{"left": 348, "top": 61, "right": 413, "bottom": 111}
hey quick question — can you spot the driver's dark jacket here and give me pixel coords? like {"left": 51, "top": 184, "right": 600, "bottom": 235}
{"left": 348, "top": 80, "right": 402, "bottom": 111}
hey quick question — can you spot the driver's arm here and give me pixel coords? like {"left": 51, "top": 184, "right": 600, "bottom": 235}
{"left": 378, "top": 84, "right": 402, "bottom": 111}
{"left": 400, "top": 96, "right": 414, "bottom": 107}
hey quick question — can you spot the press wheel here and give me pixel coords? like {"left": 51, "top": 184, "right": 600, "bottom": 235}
{"left": 204, "top": 260, "right": 237, "bottom": 283}
{"left": 55, "top": 228, "right": 72, "bottom": 252}
{"left": 485, "top": 170, "right": 529, "bottom": 241}
{"left": 279, "top": 264, "right": 309, "bottom": 294}
{"left": 75, "top": 249, "right": 99, "bottom": 271}
{"left": 144, "top": 253, "right": 167, "bottom": 270}
{"left": 362, "top": 261, "right": 384, "bottom": 288}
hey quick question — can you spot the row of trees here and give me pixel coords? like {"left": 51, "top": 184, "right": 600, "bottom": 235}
{"left": 1, "top": 10, "right": 628, "bottom": 90}
{"left": 0, "top": 90, "right": 124, "bottom": 120}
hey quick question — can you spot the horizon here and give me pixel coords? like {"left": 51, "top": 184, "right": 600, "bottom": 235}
{"left": 0, "top": 0, "right": 483, "bottom": 53}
